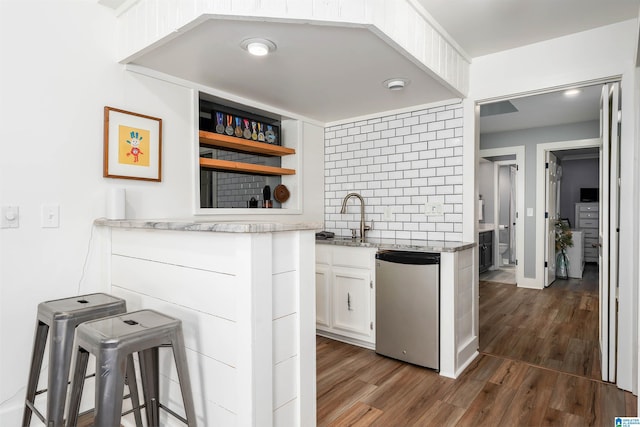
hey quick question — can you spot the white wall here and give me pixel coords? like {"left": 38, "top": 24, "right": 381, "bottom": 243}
{"left": 0, "top": 2, "right": 323, "bottom": 423}
{"left": 470, "top": 19, "right": 638, "bottom": 393}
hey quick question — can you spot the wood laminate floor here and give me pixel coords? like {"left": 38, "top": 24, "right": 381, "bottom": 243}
{"left": 317, "top": 264, "right": 636, "bottom": 426}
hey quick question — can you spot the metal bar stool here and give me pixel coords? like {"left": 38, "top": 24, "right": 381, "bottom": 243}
{"left": 22, "top": 293, "right": 129, "bottom": 427}
{"left": 67, "top": 309, "right": 197, "bottom": 427}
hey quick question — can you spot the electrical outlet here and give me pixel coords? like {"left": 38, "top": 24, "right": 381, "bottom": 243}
{"left": 424, "top": 202, "right": 443, "bottom": 216}
{"left": 383, "top": 206, "right": 393, "bottom": 220}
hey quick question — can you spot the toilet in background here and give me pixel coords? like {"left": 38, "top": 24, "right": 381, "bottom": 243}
{"left": 499, "top": 242, "right": 510, "bottom": 265}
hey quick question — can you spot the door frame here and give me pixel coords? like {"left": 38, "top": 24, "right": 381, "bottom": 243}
{"left": 479, "top": 146, "right": 525, "bottom": 287}
{"left": 535, "top": 138, "right": 601, "bottom": 289}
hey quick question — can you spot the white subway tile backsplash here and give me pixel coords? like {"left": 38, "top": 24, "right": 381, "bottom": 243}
{"left": 411, "top": 123, "right": 429, "bottom": 133}
{"left": 324, "top": 100, "right": 463, "bottom": 241}
{"left": 446, "top": 118, "right": 463, "bottom": 129}
{"left": 395, "top": 127, "right": 411, "bottom": 137}
{"left": 367, "top": 131, "right": 382, "bottom": 140}
{"left": 427, "top": 121, "right": 445, "bottom": 132}
{"left": 354, "top": 133, "right": 367, "bottom": 143}
{"left": 382, "top": 163, "right": 397, "bottom": 172}
{"left": 427, "top": 158, "right": 445, "bottom": 168}
{"left": 445, "top": 156, "right": 463, "bottom": 167}
{"left": 389, "top": 136, "right": 404, "bottom": 145}
{"left": 437, "top": 129, "right": 455, "bottom": 139}
{"left": 419, "top": 113, "right": 436, "bottom": 123}
{"left": 429, "top": 231, "right": 445, "bottom": 241}
{"left": 389, "top": 119, "right": 403, "bottom": 128}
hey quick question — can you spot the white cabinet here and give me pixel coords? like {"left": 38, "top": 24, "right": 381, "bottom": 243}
{"left": 315, "top": 244, "right": 376, "bottom": 348}
{"left": 575, "top": 203, "right": 599, "bottom": 262}
{"left": 331, "top": 267, "right": 372, "bottom": 337}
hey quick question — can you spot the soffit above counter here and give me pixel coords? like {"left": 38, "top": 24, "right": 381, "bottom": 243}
{"left": 103, "top": 0, "right": 469, "bottom": 123}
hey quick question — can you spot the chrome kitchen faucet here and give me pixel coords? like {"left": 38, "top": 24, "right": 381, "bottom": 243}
{"left": 340, "top": 192, "right": 371, "bottom": 239}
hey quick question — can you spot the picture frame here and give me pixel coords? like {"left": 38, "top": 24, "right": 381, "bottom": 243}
{"left": 103, "top": 106, "right": 162, "bottom": 181}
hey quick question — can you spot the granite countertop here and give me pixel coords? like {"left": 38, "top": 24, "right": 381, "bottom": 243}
{"left": 316, "top": 236, "right": 475, "bottom": 253}
{"left": 95, "top": 218, "right": 323, "bottom": 233}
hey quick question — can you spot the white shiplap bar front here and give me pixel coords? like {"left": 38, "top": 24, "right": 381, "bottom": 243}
{"left": 96, "top": 219, "right": 319, "bottom": 427}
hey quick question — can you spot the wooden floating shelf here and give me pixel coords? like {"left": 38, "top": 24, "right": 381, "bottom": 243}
{"left": 199, "top": 130, "right": 295, "bottom": 156}
{"left": 200, "top": 158, "right": 296, "bottom": 176}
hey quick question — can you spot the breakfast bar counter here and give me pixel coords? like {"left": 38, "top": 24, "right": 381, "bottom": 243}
{"left": 96, "top": 218, "right": 321, "bottom": 427}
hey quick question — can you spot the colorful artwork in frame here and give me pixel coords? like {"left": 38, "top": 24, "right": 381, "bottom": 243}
{"left": 103, "top": 106, "right": 162, "bottom": 181}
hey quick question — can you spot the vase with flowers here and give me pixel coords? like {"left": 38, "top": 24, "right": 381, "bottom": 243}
{"left": 555, "top": 219, "right": 574, "bottom": 279}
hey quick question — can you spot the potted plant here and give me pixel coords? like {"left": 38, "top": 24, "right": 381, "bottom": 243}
{"left": 555, "top": 219, "right": 574, "bottom": 279}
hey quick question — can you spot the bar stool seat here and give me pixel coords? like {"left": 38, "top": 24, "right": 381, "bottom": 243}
{"left": 67, "top": 309, "right": 197, "bottom": 427}
{"left": 22, "top": 293, "right": 128, "bottom": 427}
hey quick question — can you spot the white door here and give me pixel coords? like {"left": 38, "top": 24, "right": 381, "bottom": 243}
{"left": 509, "top": 165, "right": 517, "bottom": 264}
{"left": 599, "top": 82, "right": 620, "bottom": 382}
{"left": 544, "top": 151, "right": 559, "bottom": 287}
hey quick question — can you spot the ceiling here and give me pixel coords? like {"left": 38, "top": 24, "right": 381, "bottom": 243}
{"left": 131, "top": 19, "right": 456, "bottom": 123}
{"left": 124, "top": 1, "right": 638, "bottom": 125}
{"left": 416, "top": 0, "right": 640, "bottom": 58}
{"left": 480, "top": 84, "right": 602, "bottom": 134}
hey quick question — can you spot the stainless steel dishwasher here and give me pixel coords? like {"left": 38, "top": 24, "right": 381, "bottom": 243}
{"left": 375, "top": 250, "right": 440, "bottom": 370}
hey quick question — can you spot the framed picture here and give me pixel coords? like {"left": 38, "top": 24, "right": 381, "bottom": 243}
{"left": 103, "top": 106, "right": 162, "bottom": 181}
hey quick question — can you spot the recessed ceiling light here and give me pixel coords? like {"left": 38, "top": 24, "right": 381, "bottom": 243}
{"left": 383, "top": 78, "right": 410, "bottom": 91}
{"left": 241, "top": 38, "right": 277, "bottom": 56}
{"left": 564, "top": 88, "right": 581, "bottom": 97}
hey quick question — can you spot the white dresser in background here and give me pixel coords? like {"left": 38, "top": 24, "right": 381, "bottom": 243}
{"left": 575, "top": 202, "right": 599, "bottom": 263}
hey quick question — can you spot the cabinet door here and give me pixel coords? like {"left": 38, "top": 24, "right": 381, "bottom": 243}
{"left": 478, "top": 243, "right": 486, "bottom": 272}
{"left": 331, "top": 267, "right": 372, "bottom": 338}
{"left": 315, "top": 264, "right": 331, "bottom": 328}
{"left": 485, "top": 232, "right": 493, "bottom": 267}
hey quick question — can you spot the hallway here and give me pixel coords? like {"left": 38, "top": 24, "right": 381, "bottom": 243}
{"left": 317, "top": 266, "right": 636, "bottom": 426}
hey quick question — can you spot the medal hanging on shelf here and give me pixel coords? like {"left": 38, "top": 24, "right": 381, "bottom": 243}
{"left": 251, "top": 121, "right": 258, "bottom": 141}
{"left": 257, "top": 123, "right": 265, "bottom": 142}
{"left": 225, "top": 114, "right": 234, "bottom": 136}
{"left": 265, "top": 125, "right": 276, "bottom": 144}
{"left": 243, "top": 119, "right": 252, "bottom": 139}
{"left": 234, "top": 117, "right": 243, "bottom": 138}
{"left": 215, "top": 112, "right": 224, "bottom": 134}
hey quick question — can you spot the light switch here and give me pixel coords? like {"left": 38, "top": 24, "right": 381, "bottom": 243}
{"left": 41, "top": 204, "right": 59, "bottom": 228}
{"left": 1, "top": 206, "right": 19, "bottom": 228}
{"left": 527, "top": 208, "right": 534, "bottom": 217}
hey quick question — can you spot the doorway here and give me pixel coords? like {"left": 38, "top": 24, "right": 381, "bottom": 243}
{"left": 479, "top": 146, "right": 525, "bottom": 286}
{"left": 478, "top": 153, "right": 521, "bottom": 285}
{"left": 477, "top": 81, "right": 622, "bottom": 385}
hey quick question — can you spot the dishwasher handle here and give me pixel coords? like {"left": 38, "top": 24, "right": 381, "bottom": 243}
{"left": 376, "top": 251, "right": 440, "bottom": 265}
